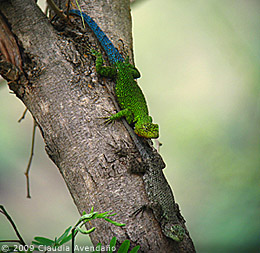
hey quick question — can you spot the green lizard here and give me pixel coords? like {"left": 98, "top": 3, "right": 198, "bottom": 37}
{"left": 93, "top": 50, "right": 159, "bottom": 139}
{"left": 69, "top": 9, "right": 159, "bottom": 139}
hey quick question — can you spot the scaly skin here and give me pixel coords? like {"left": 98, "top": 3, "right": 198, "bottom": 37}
{"left": 69, "top": 9, "right": 159, "bottom": 139}
{"left": 93, "top": 51, "right": 159, "bottom": 139}
{"left": 69, "top": 9, "right": 188, "bottom": 243}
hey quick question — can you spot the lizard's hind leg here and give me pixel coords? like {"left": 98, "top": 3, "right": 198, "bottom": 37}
{"left": 109, "top": 108, "right": 134, "bottom": 125}
{"left": 91, "top": 49, "right": 117, "bottom": 78}
{"left": 96, "top": 108, "right": 134, "bottom": 127}
{"left": 96, "top": 109, "right": 116, "bottom": 126}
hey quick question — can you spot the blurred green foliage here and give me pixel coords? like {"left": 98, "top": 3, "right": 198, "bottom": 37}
{"left": 133, "top": 1, "right": 260, "bottom": 252}
{"left": 1, "top": 0, "right": 260, "bottom": 252}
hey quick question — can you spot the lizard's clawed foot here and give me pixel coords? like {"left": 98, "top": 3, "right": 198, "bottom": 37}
{"left": 96, "top": 110, "right": 115, "bottom": 126}
{"left": 103, "top": 117, "right": 114, "bottom": 126}
{"left": 130, "top": 205, "right": 147, "bottom": 218}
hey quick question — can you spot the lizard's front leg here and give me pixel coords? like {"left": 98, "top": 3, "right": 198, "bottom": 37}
{"left": 132, "top": 201, "right": 185, "bottom": 242}
{"left": 109, "top": 108, "right": 134, "bottom": 125}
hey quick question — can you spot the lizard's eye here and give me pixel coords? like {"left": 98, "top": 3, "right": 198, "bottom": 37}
{"left": 143, "top": 125, "right": 148, "bottom": 131}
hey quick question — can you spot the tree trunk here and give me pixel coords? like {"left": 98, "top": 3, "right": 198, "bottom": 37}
{"left": 0, "top": 0, "right": 195, "bottom": 251}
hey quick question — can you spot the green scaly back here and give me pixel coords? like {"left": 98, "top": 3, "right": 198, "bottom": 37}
{"left": 93, "top": 51, "right": 159, "bottom": 139}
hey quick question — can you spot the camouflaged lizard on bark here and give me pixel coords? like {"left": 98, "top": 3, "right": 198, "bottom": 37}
{"left": 69, "top": 9, "right": 186, "bottom": 242}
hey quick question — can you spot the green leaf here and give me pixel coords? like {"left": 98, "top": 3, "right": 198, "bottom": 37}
{"left": 57, "top": 226, "right": 72, "bottom": 244}
{"left": 32, "top": 241, "right": 43, "bottom": 246}
{"left": 104, "top": 218, "right": 125, "bottom": 227}
{"left": 79, "top": 212, "right": 98, "bottom": 221}
{"left": 94, "top": 211, "right": 113, "bottom": 219}
{"left": 33, "top": 236, "right": 54, "bottom": 246}
{"left": 108, "top": 237, "right": 117, "bottom": 253}
{"left": 59, "top": 233, "right": 72, "bottom": 245}
{"left": 77, "top": 226, "right": 96, "bottom": 234}
{"left": 75, "top": 0, "right": 86, "bottom": 28}
{"left": 118, "top": 239, "right": 130, "bottom": 253}
{"left": 130, "top": 245, "right": 140, "bottom": 253}
{"left": 92, "top": 242, "right": 102, "bottom": 253}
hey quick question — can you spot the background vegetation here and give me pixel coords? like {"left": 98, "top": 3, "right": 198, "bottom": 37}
{"left": 1, "top": 0, "right": 259, "bottom": 252}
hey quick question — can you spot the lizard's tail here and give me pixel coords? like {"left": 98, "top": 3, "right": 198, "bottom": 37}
{"left": 69, "top": 9, "right": 124, "bottom": 64}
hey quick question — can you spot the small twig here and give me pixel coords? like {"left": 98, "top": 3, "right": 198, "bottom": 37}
{"left": 0, "top": 205, "right": 26, "bottom": 246}
{"left": 71, "top": 228, "right": 76, "bottom": 253}
{"left": 25, "top": 120, "right": 37, "bottom": 198}
{"left": 66, "top": 0, "right": 71, "bottom": 17}
{"left": 46, "top": 0, "right": 67, "bottom": 21}
{"left": 71, "top": 218, "right": 82, "bottom": 253}
{"left": 18, "top": 108, "right": 27, "bottom": 123}
{"left": 74, "top": 0, "right": 86, "bottom": 28}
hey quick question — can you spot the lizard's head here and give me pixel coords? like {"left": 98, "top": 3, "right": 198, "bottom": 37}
{"left": 164, "top": 224, "right": 186, "bottom": 242}
{"left": 134, "top": 123, "right": 159, "bottom": 139}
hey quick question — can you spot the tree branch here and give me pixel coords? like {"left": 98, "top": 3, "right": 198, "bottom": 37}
{"left": 24, "top": 119, "right": 37, "bottom": 198}
{"left": 0, "top": 0, "right": 195, "bottom": 251}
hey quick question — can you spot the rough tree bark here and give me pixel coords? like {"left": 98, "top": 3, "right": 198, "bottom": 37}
{"left": 0, "top": 0, "right": 195, "bottom": 251}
